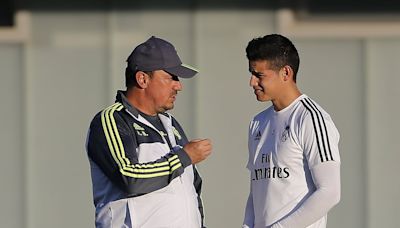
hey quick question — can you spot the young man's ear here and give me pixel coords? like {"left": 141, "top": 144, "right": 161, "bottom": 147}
{"left": 280, "top": 65, "right": 293, "bottom": 81}
{"left": 135, "top": 71, "right": 149, "bottom": 88}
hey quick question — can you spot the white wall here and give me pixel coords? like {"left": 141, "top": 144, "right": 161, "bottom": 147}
{"left": 0, "top": 9, "right": 399, "bottom": 228}
{"left": 24, "top": 12, "right": 109, "bottom": 228}
{"left": 0, "top": 44, "right": 25, "bottom": 228}
{"left": 366, "top": 39, "right": 400, "bottom": 228}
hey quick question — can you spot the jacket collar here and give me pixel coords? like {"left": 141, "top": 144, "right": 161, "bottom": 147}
{"left": 115, "top": 90, "right": 140, "bottom": 117}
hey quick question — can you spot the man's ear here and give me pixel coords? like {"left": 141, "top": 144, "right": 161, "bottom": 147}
{"left": 280, "top": 65, "right": 293, "bottom": 81}
{"left": 136, "top": 71, "right": 149, "bottom": 88}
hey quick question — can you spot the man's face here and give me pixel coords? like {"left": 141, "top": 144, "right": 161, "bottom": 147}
{"left": 146, "top": 70, "right": 182, "bottom": 113}
{"left": 249, "top": 60, "right": 282, "bottom": 102}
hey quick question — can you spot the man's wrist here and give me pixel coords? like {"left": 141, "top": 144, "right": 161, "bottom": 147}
{"left": 173, "top": 146, "right": 192, "bottom": 168}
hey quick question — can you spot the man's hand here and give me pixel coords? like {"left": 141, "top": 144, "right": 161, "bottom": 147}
{"left": 183, "top": 139, "right": 212, "bottom": 164}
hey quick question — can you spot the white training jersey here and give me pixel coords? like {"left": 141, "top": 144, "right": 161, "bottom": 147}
{"left": 246, "top": 94, "right": 340, "bottom": 228}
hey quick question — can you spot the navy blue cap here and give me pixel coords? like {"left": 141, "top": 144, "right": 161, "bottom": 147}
{"left": 127, "top": 36, "right": 198, "bottom": 78}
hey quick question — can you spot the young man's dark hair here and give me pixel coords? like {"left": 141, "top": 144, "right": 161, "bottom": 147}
{"left": 246, "top": 34, "right": 300, "bottom": 82}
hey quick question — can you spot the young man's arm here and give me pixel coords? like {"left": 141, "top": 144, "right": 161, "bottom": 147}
{"left": 243, "top": 182, "right": 255, "bottom": 228}
{"left": 272, "top": 101, "right": 341, "bottom": 227}
{"left": 271, "top": 162, "right": 340, "bottom": 228}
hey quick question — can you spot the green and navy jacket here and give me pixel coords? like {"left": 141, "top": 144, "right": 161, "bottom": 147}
{"left": 86, "top": 91, "right": 205, "bottom": 228}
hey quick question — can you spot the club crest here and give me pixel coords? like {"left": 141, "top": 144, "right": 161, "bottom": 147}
{"left": 281, "top": 126, "right": 290, "bottom": 142}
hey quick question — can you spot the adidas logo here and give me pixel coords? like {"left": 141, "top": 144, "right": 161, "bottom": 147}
{"left": 133, "top": 123, "right": 148, "bottom": 136}
{"left": 133, "top": 123, "right": 145, "bottom": 131}
{"left": 255, "top": 131, "right": 261, "bottom": 140}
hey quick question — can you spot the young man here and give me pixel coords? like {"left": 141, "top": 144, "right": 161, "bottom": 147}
{"left": 86, "top": 36, "right": 212, "bottom": 228}
{"left": 242, "top": 34, "right": 341, "bottom": 228}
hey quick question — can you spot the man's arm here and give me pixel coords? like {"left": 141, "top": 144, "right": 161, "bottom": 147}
{"left": 271, "top": 162, "right": 340, "bottom": 228}
{"left": 87, "top": 108, "right": 192, "bottom": 196}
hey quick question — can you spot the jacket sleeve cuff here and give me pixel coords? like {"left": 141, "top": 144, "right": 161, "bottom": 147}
{"left": 175, "top": 148, "right": 192, "bottom": 168}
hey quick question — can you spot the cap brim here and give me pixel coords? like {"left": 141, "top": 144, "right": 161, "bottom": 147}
{"left": 165, "top": 63, "right": 199, "bottom": 78}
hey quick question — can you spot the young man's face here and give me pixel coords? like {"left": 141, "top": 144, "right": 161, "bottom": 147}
{"left": 146, "top": 70, "right": 182, "bottom": 113}
{"left": 249, "top": 60, "right": 283, "bottom": 102}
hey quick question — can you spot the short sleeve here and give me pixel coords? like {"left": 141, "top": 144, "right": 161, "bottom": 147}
{"left": 301, "top": 111, "right": 340, "bottom": 168}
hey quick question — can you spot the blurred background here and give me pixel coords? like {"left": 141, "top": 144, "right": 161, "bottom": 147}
{"left": 1, "top": 0, "right": 400, "bottom": 227}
